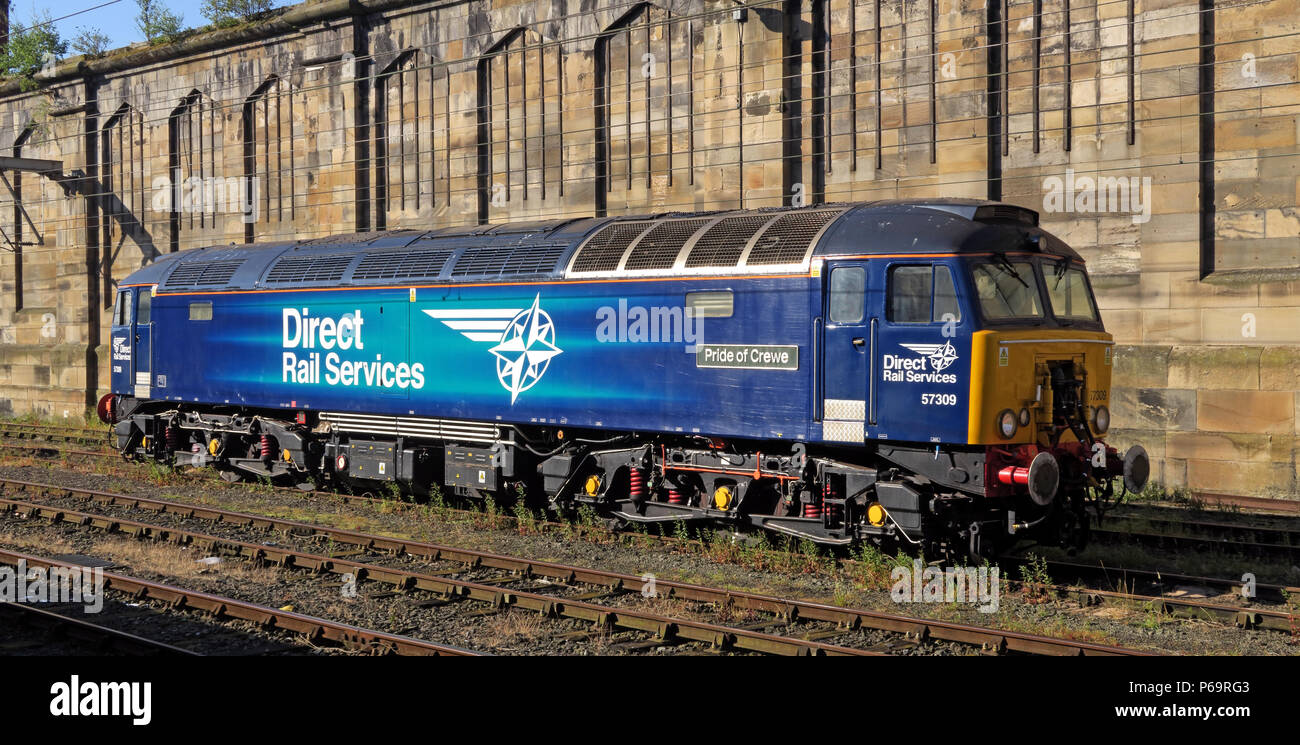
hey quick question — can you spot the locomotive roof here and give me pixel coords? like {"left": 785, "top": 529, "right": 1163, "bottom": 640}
{"left": 127, "top": 199, "right": 1082, "bottom": 293}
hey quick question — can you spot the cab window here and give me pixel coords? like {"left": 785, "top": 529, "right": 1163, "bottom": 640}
{"left": 829, "top": 267, "right": 865, "bottom": 323}
{"left": 136, "top": 290, "right": 152, "bottom": 325}
{"left": 1045, "top": 263, "right": 1100, "bottom": 322}
{"left": 113, "top": 291, "right": 131, "bottom": 325}
{"left": 889, "top": 265, "right": 961, "bottom": 323}
{"left": 971, "top": 261, "right": 1043, "bottom": 320}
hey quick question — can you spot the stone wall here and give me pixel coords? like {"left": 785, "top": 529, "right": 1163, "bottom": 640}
{"left": 0, "top": 0, "right": 1297, "bottom": 499}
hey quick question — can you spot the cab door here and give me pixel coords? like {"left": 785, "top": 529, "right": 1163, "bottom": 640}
{"left": 109, "top": 289, "right": 133, "bottom": 394}
{"left": 132, "top": 288, "right": 153, "bottom": 398}
{"left": 820, "top": 262, "right": 874, "bottom": 443}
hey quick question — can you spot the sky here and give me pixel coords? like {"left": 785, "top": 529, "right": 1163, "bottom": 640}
{"left": 22, "top": 0, "right": 287, "bottom": 52}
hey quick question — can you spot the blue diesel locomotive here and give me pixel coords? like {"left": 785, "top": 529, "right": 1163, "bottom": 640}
{"left": 103, "top": 199, "right": 1149, "bottom": 557}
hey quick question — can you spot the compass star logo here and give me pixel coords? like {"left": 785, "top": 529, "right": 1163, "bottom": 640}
{"left": 490, "top": 295, "right": 562, "bottom": 403}
{"left": 423, "top": 294, "right": 562, "bottom": 403}
{"left": 899, "top": 340, "right": 959, "bottom": 372}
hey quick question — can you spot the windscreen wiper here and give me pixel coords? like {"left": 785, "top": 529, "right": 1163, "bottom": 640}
{"left": 994, "top": 253, "right": 1029, "bottom": 288}
{"left": 1051, "top": 258, "right": 1067, "bottom": 285}
{"left": 1049, "top": 260, "right": 1073, "bottom": 325}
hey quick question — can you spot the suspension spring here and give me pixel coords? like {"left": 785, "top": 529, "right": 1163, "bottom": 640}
{"left": 802, "top": 490, "right": 822, "bottom": 519}
{"left": 822, "top": 482, "right": 840, "bottom": 523}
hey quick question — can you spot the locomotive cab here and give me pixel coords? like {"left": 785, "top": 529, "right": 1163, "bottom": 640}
{"left": 108, "top": 286, "right": 154, "bottom": 400}
{"left": 963, "top": 253, "right": 1149, "bottom": 550}
{"left": 816, "top": 208, "right": 1147, "bottom": 556}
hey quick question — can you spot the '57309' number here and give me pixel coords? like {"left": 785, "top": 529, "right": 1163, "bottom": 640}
{"left": 921, "top": 393, "right": 957, "bottom": 406}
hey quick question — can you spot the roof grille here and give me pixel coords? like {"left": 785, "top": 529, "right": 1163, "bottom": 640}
{"left": 352, "top": 249, "right": 455, "bottom": 282}
{"left": 265, "top": 254, "right": 355, "bottom": 284}
{"left": 450, "top": 245, "right": 566, "bottom": 277}
{"left": 163, "top": 260, "right": 243, "bottom": 288}
{"left": 974, "top": 204, "right": 1039, "bottom": 226}
{"left": 683, "top": 215, "right": 771, "bottom": 268}
{"left": 745, "top": 209, "right": 839, "bottom": 265}
{"left": 570, "top": 222, "right": 650, "bottom": 272}
{"left": 623, "top": 218, "right": 711, "bottom": 271}
{"left": 298, "top": 230, "right": 401, "bottom": 246}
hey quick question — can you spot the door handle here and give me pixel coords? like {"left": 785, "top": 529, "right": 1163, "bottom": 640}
{"left": 852, "top": 337, "right": 865, "bottom": 347}
{"left": 135, "top": 334, "right": 140, "bottom": 342}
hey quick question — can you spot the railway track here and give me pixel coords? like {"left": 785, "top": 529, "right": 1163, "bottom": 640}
{"left": 0, "top": 422, "right": 110, "bottom": 448}
{"left": 0, "top": 547, "right": 480, "bottom": 656}
{"left": 1126, "top": 492, "right": 1300, "bottom": 517}
{"left": 0, "top": 598, "right": 199, "bottom": 655}
{"left": 997, "top": 556, "right": 1299, "bottom": 634}
{"left": 0, "top": 495, "right": 893, "bottom": 656}
{"left": 1091, "top": 524, "right": 1300, "bottom": 564}
{"left": 1104, "top": 510, "right": 1300, "bottom": 547}
{"left": 3, "top": 441, "right": 1295, "bottom": 638}
{"left": 0, "top": 478, "right": 1148, "bottom": 656}
{"left": 0, "top": 442, "right": 115, "bottom": 460}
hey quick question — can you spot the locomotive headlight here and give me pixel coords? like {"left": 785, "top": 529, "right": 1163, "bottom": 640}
{"left": 1092, "top": 405, "right": 1110, "bottom": 434}
{"left": 1018, "top": 408, "right": 1031, "bottom": 427}
{"left": 997, "top": 409, "right": 1018, "bottom": 439}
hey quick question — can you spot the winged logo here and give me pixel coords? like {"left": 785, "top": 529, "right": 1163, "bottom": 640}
{"left": 899, "top": 340, "right": 959, "bottom": 372}
{"left": 424, "top": 294, "right": 562, "bottom": 403}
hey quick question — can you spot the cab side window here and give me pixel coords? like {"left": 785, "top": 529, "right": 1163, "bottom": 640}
{"left": 113, "top": 291, "right": 131, "bottom": 325}
{"left": 136, "top": 290, "right": 152, "bottom": 325}
{"left": 829, "top": 267, "right": 865, "bottom": 323}
{"left": 889, "top": 265, "right": 961, "bottom": 323}
{"left": 934, "top": 265, "right": 960, "bottom": 321}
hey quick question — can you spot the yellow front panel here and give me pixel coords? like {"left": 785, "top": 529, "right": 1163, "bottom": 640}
{"left": 966, "top": 329, "right": 1114, "bottom": 445}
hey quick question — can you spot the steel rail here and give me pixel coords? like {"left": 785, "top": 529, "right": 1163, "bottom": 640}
{"left": 0, "top": 479, "right": 1150, "bottom": 656}
{"left": 0, "top": 546, "right": 481, "bottom": 656}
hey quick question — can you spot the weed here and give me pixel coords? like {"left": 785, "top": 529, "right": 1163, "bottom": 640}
{"left": 512, "top": 500, "right": 536, "bottom": 535}
{"left": 671, "top": 519, "right": 690, "bottom": 543}
{"left": 1139, "top": 603, "right": 1166, "bottom": 631}
{"left": 143, "top": 459, "right": 176, "bottom": 486}
{"left": 831, "top": 581, "right": 853, "bottom": 608}
{"left": 1019, "top": 554, "right": 1052, "bottom": 603}
{"left": 575, "top": 505, "right": 603, "bottom": 540}
{"left": 850, "top": 542, "right": 892, "bottom": 589}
